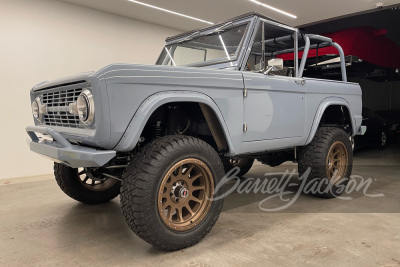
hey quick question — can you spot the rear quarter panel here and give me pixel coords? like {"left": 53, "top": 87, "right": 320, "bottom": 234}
{"left": 303, "top": 77, "right": 363, "bottom": 145}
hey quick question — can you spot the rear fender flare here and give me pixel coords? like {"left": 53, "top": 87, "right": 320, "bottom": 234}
{"left": 305, "top": 97, "right": 357, "bottom": 145}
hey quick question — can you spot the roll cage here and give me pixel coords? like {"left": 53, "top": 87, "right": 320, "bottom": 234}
{"left": 159, "top": 12, "right": 348, "bottom": 82}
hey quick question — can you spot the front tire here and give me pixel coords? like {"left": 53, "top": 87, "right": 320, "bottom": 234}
{"left": 120, "top": 136, "right": 225, "bottom": 251}
{"left": 54, "top": 163, "right": 120, "bottom": 204}
{"left": 298, "top": 127, "right": 353, "bottom": 198}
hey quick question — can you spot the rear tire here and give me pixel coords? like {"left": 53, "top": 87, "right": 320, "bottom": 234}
{"left": 120, "top": 135, "right": 225, "bottom": 251}
{"left": 298, "top": 127, "right": 353, "bottom": 198}
{"left": 54, "top": 163, "right": 120, "bottom": 204}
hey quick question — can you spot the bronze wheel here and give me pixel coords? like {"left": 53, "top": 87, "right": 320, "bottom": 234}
{"left": 326, "top": 141, "right": 348, "bottom": 184}
{"left": 158, "top": 159, "right": 214, "bottom": 231}
{"left": 298, "top": 127, "right": 353, "bottom": 198}
{"left": 78, "top": 168, "right": 118, "bottom": 192}
{"left": 120, "top": 135, "right": 225, "bottom": 251}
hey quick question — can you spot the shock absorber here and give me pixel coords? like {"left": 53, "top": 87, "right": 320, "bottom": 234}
{"left": 152, "top": 121, "right": 164, "bottom": 139}
{"left": 167, "top": 105, "right": 179, "bottom": 135}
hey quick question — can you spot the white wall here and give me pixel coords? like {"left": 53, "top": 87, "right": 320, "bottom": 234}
{"left": 0, "top": 0, "right": 181, "bottom": 179}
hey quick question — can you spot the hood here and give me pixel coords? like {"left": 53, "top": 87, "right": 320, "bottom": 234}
{"left": 92, "top": 63, "right": 237, "bottom": 81}
{"left": 32, "top": 71, "right": 94, "bottom": 92}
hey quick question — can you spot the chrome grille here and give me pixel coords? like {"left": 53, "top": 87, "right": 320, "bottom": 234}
{"left": 42, "top": 88, "right": 83, "bottom": 128}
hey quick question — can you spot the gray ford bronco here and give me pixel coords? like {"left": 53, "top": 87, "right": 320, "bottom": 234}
{"left": 27, "top": 12, "right": 364, "bottom": 250}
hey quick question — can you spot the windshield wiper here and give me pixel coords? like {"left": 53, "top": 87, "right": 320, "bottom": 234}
{"left": 206, "top": 22, "right": 233, "bottom": 35}
{"left": 178, "top": 31, "right": 200, "bottom": 43}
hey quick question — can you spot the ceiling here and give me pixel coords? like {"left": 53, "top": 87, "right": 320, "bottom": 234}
{"left": 57, "top": 0, "right": 400, "bottom": 32}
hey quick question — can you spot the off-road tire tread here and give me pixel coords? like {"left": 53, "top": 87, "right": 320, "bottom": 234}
{"left": 298, "top": 127, "right": 353, "bottom": 198}
{"left": 120, "top": 135, "right": 225, "bottom": 251}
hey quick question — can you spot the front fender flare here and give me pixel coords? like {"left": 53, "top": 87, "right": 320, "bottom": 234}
{"left": 305, "top": 97, "right": 359, "bottom": 145}
{"left": 114, "top": 91, "right": 234, "bottom": 154}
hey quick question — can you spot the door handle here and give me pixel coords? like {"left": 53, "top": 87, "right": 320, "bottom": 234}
{"left": 294, "top": 78, "right": 306, "bottom": 85}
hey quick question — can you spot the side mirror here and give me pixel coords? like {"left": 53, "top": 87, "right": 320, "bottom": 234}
{"left": 264, "top": 58, "right": 284, "bottom": 75}
{"left": 268, "top": 58, "right": 284, "bottom": 70}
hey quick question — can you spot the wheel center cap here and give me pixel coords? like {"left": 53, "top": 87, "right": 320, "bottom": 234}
{"left": 179, "top": 188, "right": 189, "bottom": 199}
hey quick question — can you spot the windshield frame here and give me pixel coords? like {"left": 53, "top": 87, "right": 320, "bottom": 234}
{"left": 156, "top": 17, "right": 256, "bottom": 69}
{"left": 239, "top": 17, "right": 300, "bottom": 74}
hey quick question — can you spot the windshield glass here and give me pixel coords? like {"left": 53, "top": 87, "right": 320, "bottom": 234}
{"left": 156, "top": 23, "right": 249, "bottom": 67}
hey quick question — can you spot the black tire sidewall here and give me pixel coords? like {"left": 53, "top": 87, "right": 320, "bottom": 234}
{"left": 54, "top": 163, "right": 120, "bottom": 204}
{"left": 299, "top": 127, "right": 353, "bottom": 198}
{"left": 120, "top": 136, "right": 225, "bottom": 250}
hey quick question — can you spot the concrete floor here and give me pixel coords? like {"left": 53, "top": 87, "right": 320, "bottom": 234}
{"left": 1, "top": 144, "right": 399, "bottom": 266}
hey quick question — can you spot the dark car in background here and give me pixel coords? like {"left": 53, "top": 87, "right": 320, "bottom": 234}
{"left": 375, "top": 108, "right": 400, "bottom": 141}
{"left": 352, "top": 107, "right": 389, "bottom": 150}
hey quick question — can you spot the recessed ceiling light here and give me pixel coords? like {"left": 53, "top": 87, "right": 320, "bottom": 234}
{"left": 249, "top": 0, "right": 297, "bottom": 19}
{"left": 127, "top": 0, "right": 214, "bottom": 24}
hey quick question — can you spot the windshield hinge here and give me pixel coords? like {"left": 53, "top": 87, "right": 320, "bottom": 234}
{"left": 206, "top": 22, "right": 233, "bottom": 35}
{"left": 178, "top": 31, "right": 200, "bottom": 43}
{"left": 294, "top": 78, "right": 306, "bottom": 85}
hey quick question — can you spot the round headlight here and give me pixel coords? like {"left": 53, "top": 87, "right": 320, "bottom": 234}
{"left": 32, "top": 99, "right": 39, "bottom": 121}
{"left": 32, "top": 97, "right": 44, "bottom": 122}
{"left": 77, "top": 89, "right": 94, "bottom": 125}
{"left": 77, "top": 94, "right": 89, "bottom": 121}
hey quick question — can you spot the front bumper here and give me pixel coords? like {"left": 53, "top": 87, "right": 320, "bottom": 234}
{"left": 26, "top": 126, "right": 116, "bottom": 168}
